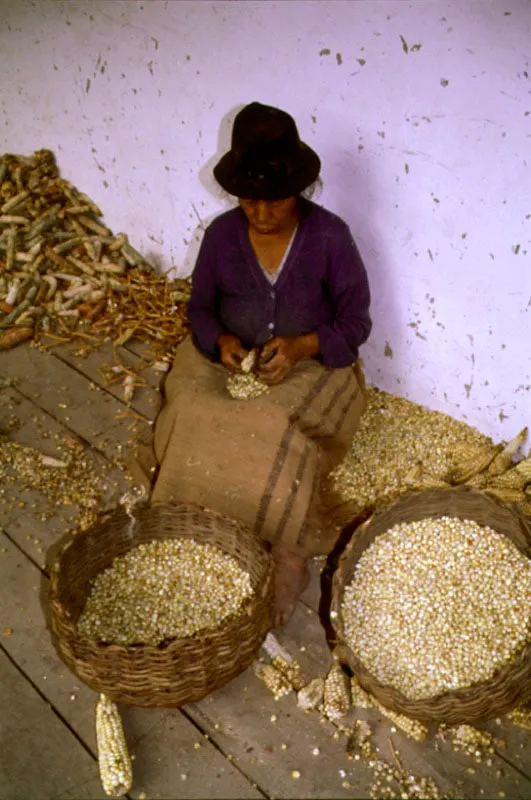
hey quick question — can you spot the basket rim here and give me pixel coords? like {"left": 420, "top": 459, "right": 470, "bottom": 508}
{"left": 329, "top": 486, "right": 531, "bottom": 714}
{"left": 49, "top": 500, "right": 273, "bottom": 654}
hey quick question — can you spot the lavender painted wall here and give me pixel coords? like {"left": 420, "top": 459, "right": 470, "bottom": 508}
{"left": 1, "top": 0, "right": 529, "bottom": 442}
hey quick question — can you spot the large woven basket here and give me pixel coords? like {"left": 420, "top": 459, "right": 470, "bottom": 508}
{"left": 329, "top": 486, "right": 531, "bottom": 724}
{"left": 49, "top": 502, "right": 274, "bottom": 707}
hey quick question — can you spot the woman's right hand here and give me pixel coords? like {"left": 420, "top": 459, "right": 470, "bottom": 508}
{"left": 216, "top": 333, "right": 249, "bottom": 372}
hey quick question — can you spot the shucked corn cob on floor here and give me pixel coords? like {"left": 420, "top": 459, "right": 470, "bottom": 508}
{"left": 1, "top": 339, "right": 531, "bottom": 800}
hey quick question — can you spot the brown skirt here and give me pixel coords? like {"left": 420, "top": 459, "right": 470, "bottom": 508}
{"left": 131, "top": 337, "right": 367, "bottom": 558}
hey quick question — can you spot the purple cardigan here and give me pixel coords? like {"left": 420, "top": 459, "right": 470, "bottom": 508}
{"left": 187, "top": 201, "right": 372, "bottom": 368}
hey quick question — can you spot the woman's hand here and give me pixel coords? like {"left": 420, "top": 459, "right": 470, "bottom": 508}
{"left": 216, "top": 333, "right": 249, "bottom": 372}
{"left": 257, "top": 334, "right": 320, "bottom": 385}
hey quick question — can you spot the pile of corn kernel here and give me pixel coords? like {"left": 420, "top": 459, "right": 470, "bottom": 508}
{"left": 342, "top": 516, "right": 531, "bottom": 700}
{"left": 78, "top": 538, "right": 253, "bottom": 645}
{"left": 0, "top": 438, "right": 114, "bottom": 531}
{"left": 330, "top": 388, "right": 494, "bottom": 510}
{"left": 226, "top": 372, "right": 269, "bottom": 400}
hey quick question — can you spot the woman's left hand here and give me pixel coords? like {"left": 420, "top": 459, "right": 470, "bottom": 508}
{"left": 257, "top": 334, "right": 320, "bottom": 385}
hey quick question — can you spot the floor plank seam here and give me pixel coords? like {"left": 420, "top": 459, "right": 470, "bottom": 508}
{"left": 0, "top": 641, "right": 99, "bottom": 764}
{"left": 494, "top": 749, "right": 531, "bottom": 783}
{"left": 179, "top": 706, "right": 270, "bottom": 799}
{"left": 8, "top": 383, "right": 126, "bottom": 467}
{"left": 0, "top": 642, "right": 136, "bottom": 798}
{"left": 0, "top": 526, "right": 48, "bottom": 576}
{"left": 284, "top": 599, "right": 531, "bottom": 784}
{"left": 49, "top": 347, "right": 151, "bottom": 423}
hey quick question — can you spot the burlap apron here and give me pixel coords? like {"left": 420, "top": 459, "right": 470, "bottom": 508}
{"left": 133, "top": 337, "right": 366, "bottom": 558}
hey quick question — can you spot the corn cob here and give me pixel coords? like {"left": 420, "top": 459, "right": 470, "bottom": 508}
{"left": 240, "top": 348, "right": 258, "bottom": 374}
{"left": 515, "top": 456, "right": 531, "bottom": 482}
{"left": 413, "top": 476, "right": 450, "bottom": 490}
{"left": 95, "top": 694, "right": 133, "bottom": 797}
{"left": 373, "top": 700, "right": 428, "bottom": 742}
{"left": 346, "top": 719, "right": 373, "bottom": 759}
{"left": 487, "top": 428, "right": 528, "bottom": 476}
{"left": 484, "top": 487, "right": 526, "bottom": 504}
{"left": 464, "top": 472, "right": 489, "bottom": 489}
{"left": 507, "top": 705, "right": 531, "bottom": 730}
{"left": 254, "top": 662, "right": 292, "bottom": 700}
{"left": 297, "top": 677, "right": 325, "bottom": 711}
{"left": 350, "top": 678, "right": 427, "bottom": 740}
{"left": 444, "top": 444, "right": 501, "bottom": 484}
{"left": 444, "top": 724, "right": 495, "bottom": 761}
{"left": 272, "top": 655, "right": 308, "bottom": 691}
{"left": 350, "top": 676, "right": 373, "bottom": 709}
{"left": 403, "top": 463, "right": 422, "bottom": 485}
{"left": 488, "top": 468, "right": 528, "bottom": 490}
{"left": 323, "top": 662, "right": 351, "bottom": 720}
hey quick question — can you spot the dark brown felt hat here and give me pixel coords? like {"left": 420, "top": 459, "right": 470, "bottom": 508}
{"left": 214, "top": 102, "right": 321, "bottom": 200}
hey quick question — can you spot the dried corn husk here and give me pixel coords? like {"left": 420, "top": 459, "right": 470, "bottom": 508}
{"left": 487, "top": 427, "right": 528, "bottom": 476}
{"left": 297, "top": 677, "right": 325, "bottom": 711}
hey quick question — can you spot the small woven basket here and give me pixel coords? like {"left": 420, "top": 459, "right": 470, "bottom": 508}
{"left": 49, "top": 502, "right": 274, "bottom": 707}
{"left": 330, "top": 486, "right": 531, "bottom": 724}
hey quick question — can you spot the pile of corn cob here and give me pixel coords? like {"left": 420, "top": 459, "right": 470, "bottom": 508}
{"left": 0, "top": 149, "right": 190, "bottom": 358}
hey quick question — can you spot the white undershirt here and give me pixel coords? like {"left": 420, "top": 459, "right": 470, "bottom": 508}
{"left": 258, "top": 225, "right": 299, "bottom": 286}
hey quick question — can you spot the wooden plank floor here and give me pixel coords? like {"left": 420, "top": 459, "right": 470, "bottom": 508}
{"left": 1, "top": 339, "right": 530, "bottom": 800}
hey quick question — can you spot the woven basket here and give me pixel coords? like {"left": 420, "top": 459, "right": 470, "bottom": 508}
{"left": 49, "top": 502, "right": 274, "bottom": 707}
{"left": 330, "top": 486, "right": 531, "bottom": 724}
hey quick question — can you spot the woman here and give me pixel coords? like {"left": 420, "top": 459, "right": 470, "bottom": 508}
{"left": 146, "top": 102, "right": 372, "bottom": 626}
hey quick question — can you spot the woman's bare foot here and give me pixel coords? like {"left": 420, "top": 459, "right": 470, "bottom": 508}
{"left": 271, "top": 544, "right": 310, "bottom": 627}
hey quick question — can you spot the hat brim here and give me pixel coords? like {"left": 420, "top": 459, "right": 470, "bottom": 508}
{"left": 213, "top": 142, "right": 321, "bottom": 200}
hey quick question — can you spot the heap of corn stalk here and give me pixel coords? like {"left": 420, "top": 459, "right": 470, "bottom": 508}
{"left": 0, "top": 149, "right": 190, "bottom": 358}
{"left": 327, "top": 389, "right": 531, "bottom": 523}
